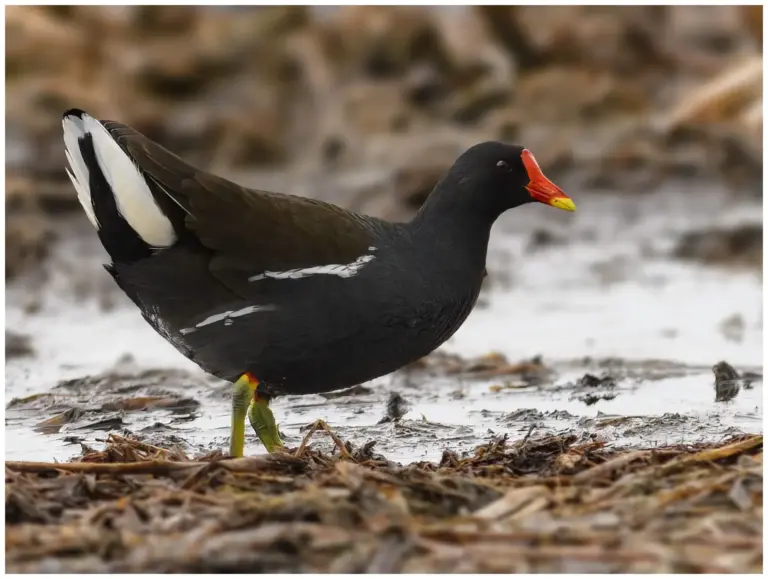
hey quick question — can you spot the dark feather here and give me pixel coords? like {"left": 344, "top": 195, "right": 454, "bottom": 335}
{"left": 100, "top": 120, "right": 379, "bottom": 298}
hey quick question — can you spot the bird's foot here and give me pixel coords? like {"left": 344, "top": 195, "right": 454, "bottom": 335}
{"left": 230, "top": 373, "right": 258, "bottom": 457}
{"left": 248, "top": 393, "right": 284, "bottom": 453}
{"left": 231, "top": 372, "right": 284, "bottom": 456}
{"left": 295, "top": 419, "right": 353, "bottom": 460}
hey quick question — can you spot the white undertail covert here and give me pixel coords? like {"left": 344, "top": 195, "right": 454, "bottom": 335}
{"left": 62, "top": 112, "right": 176, "bottom": 247}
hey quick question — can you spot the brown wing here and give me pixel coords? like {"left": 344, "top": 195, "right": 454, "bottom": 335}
{"left": 102, "top": 120, "right": 376, "bottom": 297}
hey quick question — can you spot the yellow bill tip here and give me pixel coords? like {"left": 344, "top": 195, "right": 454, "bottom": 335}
{"left": 550, "top": 197, "right": 576, "bottom": 212}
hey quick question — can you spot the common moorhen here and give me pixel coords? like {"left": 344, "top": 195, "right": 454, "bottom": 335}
{"left": 61, "top": 109, "right": 575, "bottom": 456}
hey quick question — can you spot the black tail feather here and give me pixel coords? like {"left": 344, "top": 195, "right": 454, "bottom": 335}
{"left": 78, "top": 133, "right": 152, "bottom": 264}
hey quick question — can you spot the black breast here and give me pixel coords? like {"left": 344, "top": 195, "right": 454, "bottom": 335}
{"left": 111, "top": 225, "right": 486, "bottom": 396}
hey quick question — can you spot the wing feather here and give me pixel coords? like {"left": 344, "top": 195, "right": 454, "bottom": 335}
{"left": 101, "top": 120, "right": 377, "bottom": 297}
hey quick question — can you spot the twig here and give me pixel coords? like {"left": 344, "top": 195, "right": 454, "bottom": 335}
{"left": 660, "top": 435, "right": 762, "bottom": 473}
{"left": 572, "top": 451, "right": 653, "bottom": 483}
{"left": 295, "top": 419, "right": 354, "bottom": 460}
{"left": 521, "top": 423, "right": 536, "bottom": 445}
{"left": 180, "top": 459, "right": 221, "bottom": 491}
{"left": 5, "top": 455, "right": 285, "bottom": 476}
{"left": 107, "top": 433, "right": 178, "bottom": 459}
{"left": 418, "top": 532, "right": 661, "bottom": 564}
{"left": 472, "top": 486, "right": 550, "bottom": 520}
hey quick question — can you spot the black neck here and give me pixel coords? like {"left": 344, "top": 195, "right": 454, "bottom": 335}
{"left": 408, "top": 179, "right": 495, "bottom": 265}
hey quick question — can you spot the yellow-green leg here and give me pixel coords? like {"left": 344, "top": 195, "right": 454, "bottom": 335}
{"left": 248, "top": 393, "right": 283, "bottom": 453}
{"left": 230, "top": 372, "right": 283, "bottom": 457}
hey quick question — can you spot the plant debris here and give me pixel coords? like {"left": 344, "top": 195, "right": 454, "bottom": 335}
{"left": 410, "top": 351, "right": 551, "bottom": 384}
{"left": 577, "top": 373, "right": 618, "bottom": 389}
{"left": 577, "top": 392, "right": 618, "bottom": 406}
{"left": 5, "top": 431, "right": 762, "bottom": 573}
{"left": 378, "top": 392, "right": 411, "bottom": 424}
{"left": 711, "top": 360, "right": 758, "bottom": 402}
{"left": 319, "top": 384, "right": 373, "bottom": 399}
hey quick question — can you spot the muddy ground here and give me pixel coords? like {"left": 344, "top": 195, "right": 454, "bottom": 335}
{"left": 6, "top": 187, "right": 763, "bottom": 464}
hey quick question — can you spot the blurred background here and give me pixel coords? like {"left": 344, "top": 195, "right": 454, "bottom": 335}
{"left": 6, "top": 5, "right": 763, "bottom": 276}
{"left": 5, "top": 6, "right": 763, "bottom": 461}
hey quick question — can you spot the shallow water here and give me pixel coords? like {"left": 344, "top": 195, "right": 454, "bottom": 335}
{"left": 5, "top": 186, "right": 763, "bottom": 463}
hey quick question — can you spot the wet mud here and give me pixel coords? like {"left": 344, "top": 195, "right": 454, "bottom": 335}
{"left": 6, "top": 189, "right": 762, "bottom": 465}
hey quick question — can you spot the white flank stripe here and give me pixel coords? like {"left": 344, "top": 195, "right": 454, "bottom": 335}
{"left": 249, "top": 253, "right": 376, "bottom": 282}
{"left": 82, "top": 114, "right": 176, "bottom": 247}
{"left": 62, "top": 116, "right": 98, "bottom": 228}
{"left": 179, "top": 305, "right": 277, "bottom": 335}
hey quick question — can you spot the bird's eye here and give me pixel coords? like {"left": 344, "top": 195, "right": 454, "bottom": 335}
{"left": 496, "top": 160, "right": 509, "bottom": 170}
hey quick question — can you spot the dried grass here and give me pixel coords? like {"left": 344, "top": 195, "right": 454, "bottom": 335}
{"left": 5, "top": 430, "right": 762, "bottom": 572}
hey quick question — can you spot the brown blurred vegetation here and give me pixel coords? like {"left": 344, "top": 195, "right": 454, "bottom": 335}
{"left": 5, "top": 5, "right": 763, "bottom": 278}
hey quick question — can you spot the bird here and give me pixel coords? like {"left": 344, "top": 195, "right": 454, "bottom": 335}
{"left": 61, "top": 108, "right": 576, "bottom": 457}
